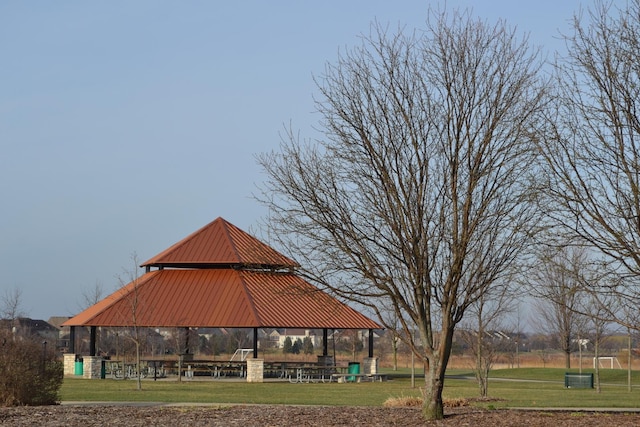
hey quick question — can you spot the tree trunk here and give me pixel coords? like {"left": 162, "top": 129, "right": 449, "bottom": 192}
{"left": 392, "top": 338, "right": 398, "bottom": 371}
{"left": 422, "top": 360, "right": 445, "bottom": 420}
{"left": 564, "top": 335, "right": 571, "bottom": 369}
{"left": 422, "top": 328, "right": 455, "bottom": 420}
{"left": 594, "top": 333, "right": 601, "bottom": 393}
{"left": 628, "top": 331, "right": 632, "bottom": 393}
{"left": 476, "top": 332, "right": 488, "bottom": 397}
{"left": 136, "top": 340, "right": 142, "bottom": 391}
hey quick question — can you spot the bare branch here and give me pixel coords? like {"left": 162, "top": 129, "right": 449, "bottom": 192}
{"left": 257, "top": 9, "right": 546, "bottom": 420}
{"left": 1, "top": 287, "right": 24, "bottom": 322}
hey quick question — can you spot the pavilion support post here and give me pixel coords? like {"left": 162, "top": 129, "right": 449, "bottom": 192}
{"left": 247, "top": 327, "right": 262, "bottom": 383}
{"left": 317, "top": 329, "right": 333, "bottom": 367}
{"left": 182, "top": 327, "right": 192, "bottom": 362}
{"left": 322, "top": 329, "right": 328, "bottom": 356}
{"left": 362, "top": 329, "right": 378, "bottom": 375}
{"left": 253, "top": 328, "right": 258, "bottom": 359}
{"left": 69, "top": 326, "right": 76, "bottom": 354}
{"left": 63, "top": 326, "right": 78, "bottom": 376}
{"left": 89, "top": 326, "right": 97, "bottom": 356}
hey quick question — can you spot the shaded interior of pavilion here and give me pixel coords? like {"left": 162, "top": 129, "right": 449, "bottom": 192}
{"left": 62, "top": 217, "right": 382, "bottom": 382}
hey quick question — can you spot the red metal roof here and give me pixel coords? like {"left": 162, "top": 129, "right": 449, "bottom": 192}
{"left": 141, "top": 217, "right": 299, "bottom": 269}
{"left": 62, "top": 269, "right": 380, "bottom": 329}
{"left": 63, "top": 218, "right": 380, "bottom": 330}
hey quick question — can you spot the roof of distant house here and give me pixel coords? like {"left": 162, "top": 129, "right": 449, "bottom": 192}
{"left": 1, "top": 317, "right": 59, "bottom": 334}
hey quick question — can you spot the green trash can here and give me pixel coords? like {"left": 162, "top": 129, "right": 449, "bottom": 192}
{"left": 348, "top": 362, "right": 360, "bottom": 382}
{"left": 100, "top": 360, "right": 106, "bottom": 379}
{"left": 74, "top": 358, "right": 84, "bottom": 376}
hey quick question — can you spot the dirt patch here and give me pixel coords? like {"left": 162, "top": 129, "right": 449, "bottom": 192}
{"left": 2, "top": 405, "right": 640, "bottom": 426}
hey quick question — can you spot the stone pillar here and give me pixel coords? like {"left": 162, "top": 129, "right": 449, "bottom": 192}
{"left": 362, "top": 357, "right": 378, "bottom": 375}
{"left": 246, "top": 358, "right": 264, "bottom": 383}
{"left": 63, "top": 353, "right": 77, "bottom": 376}
{"left": 83, "top": 356, "right": 104, "bottom": 379}
{"left": 317, "top": 355, "right": 334, "bottom": 366}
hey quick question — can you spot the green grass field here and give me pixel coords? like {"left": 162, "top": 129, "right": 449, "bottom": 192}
{"left": 59, "top": 368, "right": 640, "bottom": 409}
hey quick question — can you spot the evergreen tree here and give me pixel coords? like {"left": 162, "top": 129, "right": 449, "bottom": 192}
{"left": 282, "top": 336, "right": 293, "bottom": 354}
{"left": 292, "top": 338, "right": 302, "bottom": 354}
{"left": 302, "top": 336, "right": 314, "bottom": 355}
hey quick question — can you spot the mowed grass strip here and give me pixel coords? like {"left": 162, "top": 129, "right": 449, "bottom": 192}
{"left": 60, "top": 378, "right": 420, "bottom": 406}
{"left": 60, "top": 368, "right": 640, "bottom": 409}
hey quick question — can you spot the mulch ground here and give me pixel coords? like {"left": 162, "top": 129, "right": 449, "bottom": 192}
{"left": 2, "top": 405, "right": 640, "bottom": 426}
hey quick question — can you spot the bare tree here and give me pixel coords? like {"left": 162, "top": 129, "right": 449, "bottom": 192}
{"left": 539, "top": 0, "right": 640, "bottom": 307}
{"left": 115, "top": 253, "right": 145, "bottom": 390}
{"left": 1, "top": 287, "right": 24, "bottom": 323}
{"left": 510, "top": 304, "right": 525, "bottom": 369}
{"left": 581, "top": 293, "right": 615, "bottom": 393}
{"left": 257, "top": 9, "right": 546, "bottom": 420}
{"left": 527, "top": 246, "right": 589, "bottom": 368}
{"left": 378, "top": 301, "right": 403, "bottom": 371}
{"left": 462, "top": 282, "right": 513, "bottom": 397}
{"left": 80, "top": 280, "right": 105, "bottom": 309}
{"left": 620, "top": 303, "right": 640, "bottom": 391}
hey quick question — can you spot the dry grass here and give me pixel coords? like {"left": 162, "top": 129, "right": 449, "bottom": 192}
{"left": 382, "top": 395, "right": 423, "bottom": 408}
{"left": 444, "top": 397, "right": 470, "bottom": 407}
{"left": 383, "top": 395, "right": 471, "bottom": 408}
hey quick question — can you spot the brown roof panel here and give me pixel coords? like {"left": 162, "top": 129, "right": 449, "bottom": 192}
{"left": 62, "top": 269, "right": 380, "bottom": 329}
{"left": 141, "top": 217, "right": 298, "bottom": 269}
{"left": 241, "top": 271, "right": 380, "bottom": 329}
{"left": 63, "top": 270, "right": 257, "bottom": 327}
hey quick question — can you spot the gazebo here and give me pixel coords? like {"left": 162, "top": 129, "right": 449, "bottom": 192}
{"left": 62, "top": 217, "right": 381, "bottom": 381}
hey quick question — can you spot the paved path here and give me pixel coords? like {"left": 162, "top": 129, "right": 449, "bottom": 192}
{"left": 59, "top": 401, "right": 640, "bottom": 413}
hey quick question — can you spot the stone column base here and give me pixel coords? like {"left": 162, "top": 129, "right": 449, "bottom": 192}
{"left": 83, "top": 356, "right": 104, "bottom": 379}
{"left": 246, "top": 358, "right": 264, "bottom": 383}
{"left": 362, "top": 357, "right": 378, "bottom": 375}
{"left": 63, "top": 353, "right": 77, "bottom": 376}
{"left": 317, "top": 355, "right": 334, "bottom": 366}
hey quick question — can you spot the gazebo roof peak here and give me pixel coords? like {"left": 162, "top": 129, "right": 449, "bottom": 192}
{"left": 141, "top": 217, "right": 299, "bottom": 270}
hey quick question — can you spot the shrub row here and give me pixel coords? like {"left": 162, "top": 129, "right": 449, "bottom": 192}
{"left": 0, "top": 330, "right": 63, "bottom": 406}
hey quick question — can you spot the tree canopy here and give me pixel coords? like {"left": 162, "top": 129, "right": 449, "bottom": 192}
{"left": 258, "top": 8, "right": 546, "bottom": 420}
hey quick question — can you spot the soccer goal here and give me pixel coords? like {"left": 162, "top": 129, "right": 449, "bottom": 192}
{"left": 592, "top": 356, "right": 622, "bottom": 369}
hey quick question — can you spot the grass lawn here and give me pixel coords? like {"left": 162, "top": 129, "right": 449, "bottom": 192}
{"left": 60, "top": 368, "right": 640, "bottom": 409}
{"left": 60, "top": 378, "right": 418, "bottom": 406}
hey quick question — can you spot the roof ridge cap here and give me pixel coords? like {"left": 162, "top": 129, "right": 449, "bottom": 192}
{"left": 237, "top": 270, "right": 262, "bottom": 325}
{"left": 220, "top": 218, "right": 244, "bottom": 264}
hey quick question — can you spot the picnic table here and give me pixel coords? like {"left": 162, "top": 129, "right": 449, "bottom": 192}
{"left": 329, "top": 372, "right": 388, "bottom": 383}
{"left": 183, "top": 361, "right": 246, "bottom": 379}
{"left": 288, "top": 365, "right": 339, "bottom": 383}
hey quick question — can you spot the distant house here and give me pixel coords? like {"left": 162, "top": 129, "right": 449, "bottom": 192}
{"left": 273, "top": 328, "right": 320, "bottom": 348}
{"left": 0, "top": 317, "right": 59, "bottom": 343}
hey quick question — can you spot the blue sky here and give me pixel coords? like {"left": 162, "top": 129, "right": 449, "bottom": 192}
{"left": 1, "top": 1, "right": 586, "bottom": 319}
